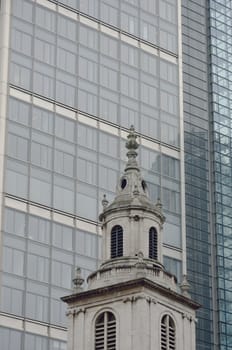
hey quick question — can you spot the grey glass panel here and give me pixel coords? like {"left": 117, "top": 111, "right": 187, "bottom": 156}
{"left": 140, "top": 147, "right": 160, "bottom": 173}
{"left": 99, "top": 165, "right": 117, "bottom": 191}
{"left": 57, "top": 47, "right": 76, "bottom": 74}
{"left": 4, "top": 208, "right": 26, "bottom": 236}
{"left": 27, "top": 253, "right": 49, "bottom": 283}
{"left": 0, "top": 327, "right": 22, "bottom": 350}
{"left": 79, "top": 24, "right": 99, "bottom": 51}
{"left": 77, "top": 157, "right": 97, "bottom": 185}
{"left": 30, "top": 167, "right": 51, "bottom": 206}
{"left": 6, "top": 159, "right": 28, "bottom": 198}
{"left": 8, "top": 97, "right": 30, "bottom": 126}
{"left": 53, "top": 223, "right": 73, "bottom": 251}
{"left": 162, "top": 155, "right": 180, "bottom": 179}
{"left": 141, "top": 51, "right": 157, "bottom": 76}
{"left": 25, "top": 333, "right": 48, "bottom": 350}
{"left": 121, "top": 8, "right": 139, "bottom": 36}
{"left": 52, "top": 261, "right": 72, "bottom": 288}
{"left": 12, "top": 0, "right": 33, "bottom": 22}
{"left": 11, "top": 24, "right": 33, "bottom": 57}
{"left": 99, "top": 131, "right": 118, "bottom": 157}
{"left": 1, "top": 286, "right": 23, "bottom": 316}
{"left": 76, "top": 183, "right": 97, "bottom": 220}
{"left": 53, "top": 175, "right": 75, "bottom": 213}
{"left": 50, "top": 339, "right": 66, "bottom": 350}
{"left": 28, "top": 215, "right": 50, "bottom": 244}
{"left": 100, "top": 1, "right": 119, "bottom": 27}
{"left": 101, "top": 34, "right": 118, "bottom": 59}
{"left": 76, "top": 230, "right": 98, "bottom": 258}
{"left": 79, "top": 56, "right": 98, "bottom": 83}
{"left": 10, "top": 57, "right": 32, "bottom": 90}
{"left": 77, "top": 124, "right": 97, "bottom": 150}
{"left": 140, "top": 16, "right": 157, "bottom": 44}
{"left": 31, "top": 141, "right": 52, "bottom": 170}
{"left": 159, "top": 0, "right": 177, "bottom": 24}
{"left": 56, "top": 79, "right": 76, "bottom": 107}
{"left": 59, "top": 0, "right": 78, "bottom": 9}
{"left": 32, "top": 106, "right": 54, "bottom": 134}
{"left": 33, "top": 63, "right": 55, "bottom": 99}
{"left": 34, "top": 37, "right": 55, "bottom": 66}
{"left": 3, "top": 246, "right": 24, "bottom": 276}
{"left": 54, "top": 150, "right": 74, "bottom": 177}
{"left": 55, "top": 115, "right": 75, "bottom": 142}
{"left": 163, "top": 256, "right": 181, "bottom": 282}
{"left": 80, "top": 0, "right": 99, "bottom": 18}
{"left": 141, "top": 0, "right": 157, "bottom": 14}
{"left": 99, "top": 94, "right": 118, "bottom": 124}
{"left": 57, "top": 14, "right": 77, "bottom": 41}
{"left": 35, "top": 5, "right": 56, "bottom": 32}
{"left": 50, "top": 296, "right": 67, "bottom": 326}
{"left": 26, "top": 292, "right": 49, "bottom": 322}
{"left": 163, "top": 222, "right": 181, "bottom": 248}
{"left": 160, "top": 60, "right": 178, "bottom": 84}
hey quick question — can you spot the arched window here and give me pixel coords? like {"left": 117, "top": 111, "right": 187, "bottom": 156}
{"left": 161, "top": 315, "right": 175, "bottom": 350}
{"left": 111, "top": 225, "right": 123, "bottom": 258}
{"left": 95, "top": 311, "right": 116, "bottom": 350}
{"left": 149, "top": 227, "right": 158, "bottom": 260}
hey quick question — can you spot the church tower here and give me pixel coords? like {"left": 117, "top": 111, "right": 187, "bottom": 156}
{"left": 62, "top": 127, "right": 200, "bottom": 350}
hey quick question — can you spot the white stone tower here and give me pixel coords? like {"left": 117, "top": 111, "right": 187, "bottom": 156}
{"left": 62, "top": 127, "right": 200, "bottom": 350}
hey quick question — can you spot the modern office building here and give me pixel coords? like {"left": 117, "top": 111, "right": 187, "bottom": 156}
{"left": 0, "top": 0, "right": 231, "bottom": 349}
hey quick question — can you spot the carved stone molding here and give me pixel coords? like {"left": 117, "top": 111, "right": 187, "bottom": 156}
{"left": 123, "top": 294, "right": 157, "bottom": 304}
{"left": 66, "top": 307, "right": 86, "bottom": 316}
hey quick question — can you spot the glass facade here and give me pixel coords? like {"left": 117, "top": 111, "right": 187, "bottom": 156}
{"left": 209, "top": 1, "right": 232, "bottom": 348}
{"left": 2, "top": 0, "right": 232, "bottom": 349}
{"left": 183, "top": 0, "right": 232, "bottom": 349}
{"left": 0, "top": 0, "right": 183, "bottom": 349}
{"left": 182, "top": 1, "right": 213, "bottom": 349}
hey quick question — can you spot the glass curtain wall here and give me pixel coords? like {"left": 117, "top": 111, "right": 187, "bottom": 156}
{"left": 0, "top": 0, "right": 183, "bottom": 349}
{"left": 209, "top": 1, "right": 232, "bottom": 348}
{"left": 182, "top": 0, "right": 213, "bottom": 349}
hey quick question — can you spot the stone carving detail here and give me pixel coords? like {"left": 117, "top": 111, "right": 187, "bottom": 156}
{"left": 182, "top": 312, "right": 195, "bottom": 322}
{"left": 73, "top": 267, "right": 84, "bottom": 292}
{"left": 102, "top": 194, "right": 109, "bottom": 210}
{"left": 66, "top": 307, "right": 86, "bottom": 316}
{"left": 123, "top": 294, "right": 157, "bottom": 304}
{"left": 180, "top": 275, "right": 191, "bottom": 298}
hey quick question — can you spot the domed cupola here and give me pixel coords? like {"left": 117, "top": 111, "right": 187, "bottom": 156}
{"left": 100, "top": 125, "right": 162, "bottom": 215}
{"left": 88, "top": 126, "right": 177, "bottom": 292}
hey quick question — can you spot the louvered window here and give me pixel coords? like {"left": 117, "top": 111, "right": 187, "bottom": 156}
{"left": 149, "top": 227, "right": 158, "bottom": 260}
{"left": 161, "top": 315, "right": 175, "bottom": 350}
{"left": 111, "top": 225, "right": 123, "bottom": 258}
{"left": 95, "top": 312, "right": 116, "bottom": 350}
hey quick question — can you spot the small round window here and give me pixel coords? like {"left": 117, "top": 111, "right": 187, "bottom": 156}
{"left": 121, "top": 178, "right": 127, "bottom": 189}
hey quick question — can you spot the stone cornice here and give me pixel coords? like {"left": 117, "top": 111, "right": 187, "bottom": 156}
{"left": 61, "top": 277, "right": 201, "bottom": 310}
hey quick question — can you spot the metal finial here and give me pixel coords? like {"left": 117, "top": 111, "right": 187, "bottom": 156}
{"left": 102, "top": 194, "right": 109, "bottom": 209}
{"left": 180, "top": 275, "right": 191, "bottom": 298}
{"left": 125, "top": 125, "right": 139, "bottom": 167}
{"left": 73, "top": 267, "right": 84, "bottom": 292}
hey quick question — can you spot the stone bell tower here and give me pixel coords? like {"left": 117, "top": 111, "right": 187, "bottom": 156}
{"left": 62, "top": 127, "right": 200, "bottom": 350}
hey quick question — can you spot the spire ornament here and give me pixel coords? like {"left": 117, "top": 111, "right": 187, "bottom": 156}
{"left": 102, "top": 194, "right": 109, "bottom": 210}
{"left": 125, "top": 125, "right": 139, "bottom": 169}
{"left": 73, "top": 267, "right": 84, "bottom": 292}
{"left": 180, "top": 275, "right": 191, "bottom": 298}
